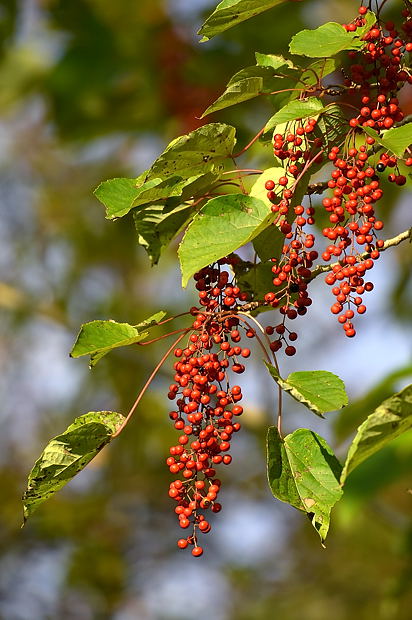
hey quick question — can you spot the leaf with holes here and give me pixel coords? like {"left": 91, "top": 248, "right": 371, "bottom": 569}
{"left": 23, "top": 411, "right": 125, "bottom": 522}
{"left": 71, "top": 312, "right": 166, "bottom": 367}
{"left": 178, "top": 194, "right": 274, "bottom": 287}
{"left": 267, "top": 427, "right": 343, "bottom": 541}
{"left": 266, "top": 365, "right": 348, "bottom": 418}
{"left": 341, "top": 384, "right": 412, "bottom": 484}
{"left": 145, "top": 124, "right": 236, "bottom": 181}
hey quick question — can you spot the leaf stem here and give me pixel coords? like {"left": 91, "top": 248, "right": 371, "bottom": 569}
{"left": 232, "top": 128, "right": 265, "bottom": 158}
{"left": 112, "top": 331, "right": 188, "bottom": 439}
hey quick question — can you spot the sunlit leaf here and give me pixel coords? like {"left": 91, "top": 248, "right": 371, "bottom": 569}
{"left": 341, "top": 384, "right": 412, "bottom": 484}
{"left": 267, "top": 427, "right": 343, "bottom": 541}
{"left": 70, "top": 312, "right": 166, "bottom": 367}
{"left": 289, "top": 12, "right": 376, "bottom": 57}
{"left": 198, "top": 0, "right": 294, "bottom": 42}
{"left": 178, "top": 194, "right": 274, "bottom": 287}
{"left": 23, "top": 411, "right": 125, "bottom": 522}
{"left": 266, "top": 365, "right": 348, "bottom": 417}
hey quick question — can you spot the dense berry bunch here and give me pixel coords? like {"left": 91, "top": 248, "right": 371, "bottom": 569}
{"left": 260, "top": 2, "right": 411, "bottom": 345}
{"left": 167, "top": 260, "right": 254, "bottom": 556}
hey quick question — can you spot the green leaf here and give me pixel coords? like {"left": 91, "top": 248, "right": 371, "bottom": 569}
{"left": 363, "top": 123, "right": 412, "bottom": 158}
{"left": 298, "top": 58, "right": 339, "bottom": 87}
{"left": 146, "top": 123, "right": 236, "bottom": 180}
{"left": 289, "top": 12, "right": 376, "bottom": 57}
{"left": 234, "top": 261, "right": 274, "bottom": 304}
{"left": 70, "top": 312, "right": 166, "bottom": 367}
{"left": 198, "top": 0, "right": 292, "bottom": 42}
{"left": 255, "top": 52, "right": 297, "bottom": 72}
{"left": 341, "top": 384, "right": 412, "bottom": 484}
{"left": 265, "top": 365, "right": 348, "bottom": 418}
{"left": 202, "top": 67, "right": 292, "bottom": 117}
{"left": 252, "top": 224, "right": 284, "bottom": 262}
{"left": 267, "top": 427, "right": 343, "bottom": 541}
{"left": 133, "top": 201, "right": 194, "bottom": 265}
{"left": 178, "top": 194, "right": 274, "bottom": 287}
{"left": 23, "top": 411, "right": 124, "bottom": 522}
{"left": 334, "top": 365, "right": 412, "bottom": 441}
{"left": 95, "top": 175, "right": 205, "bottom": 220}
{"left": 264, "top": 97, "right": 325, "bottom": 133}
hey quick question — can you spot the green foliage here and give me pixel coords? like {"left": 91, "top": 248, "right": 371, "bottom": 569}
{"left": 267, "top": 427, "right": 343, "bottom": 541}
{"left": 178, "top": 194, "right": 274, "bottom": 286}
{"left": 145, "top": 123, "right": 236, "bottom": 180}
{"left": 23, "top": 411, "right": 125, "bottom": 522}
{"left": 266, "top": 365, "right": 348, "bottom": 418}
{"left": 341, "top": 384, "right": 412, "bottom": 484}
{"left": 264, "top": 97, "right": 325, "bottom": 133}
{"left": 70, "top": 312, "right": 166, "bottom": 367}
{"left": 363, "top": 123, "right": 412, "bottom": 158}
{"left": 289, "top": 12, "right": 376, "bottom": 57}
{"left": 198, "top": 0, "right": 292, "bottom": 42}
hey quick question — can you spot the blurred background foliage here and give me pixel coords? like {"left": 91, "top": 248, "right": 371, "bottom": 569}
{"left": 0, "top": 0, "right": 411, "bottom": 618}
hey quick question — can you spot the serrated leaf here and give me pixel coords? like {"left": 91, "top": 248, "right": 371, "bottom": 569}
{"left": 23, "top": 411, "right": 124, "bottom": 522}
{"left": 363, "top": 124, "right": 412, "bottom": 158}
{"left": 178, "top": 194, "right": 274, "bottom": 287}
{"left": 267, "top": 427, "right": 343, "bottom": 541}
{"left": 289, "top": 12, "right": 376, "bottom": 57}
{"left": 198, "top": 0, "right": 292, "bottom": 42}
{"left": 146, "top": 123, "right": 236, "bottom": 181}
{"left": 266, "top": 365, "right": 348, "bottom": 417}
{"left": 70, "top": 312, "right": 166, "bottom": 367}
{"left": 341, "top": 384, "right": 412, "bottom": 484}
{"left": 264, "top": 97, "right": 325, "bottom": 133}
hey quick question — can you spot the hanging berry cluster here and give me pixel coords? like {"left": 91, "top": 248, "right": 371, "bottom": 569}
{"left": 261, "top": 1, "right": 412, "bottom": 346}
{"left": 167, "top": 258, "right": 257, "bottom": 557}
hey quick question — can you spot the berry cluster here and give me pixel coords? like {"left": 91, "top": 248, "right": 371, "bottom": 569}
{"left": 260, "top": 2, "right": 411, "bottom": 346}
{"left": 167, "top": 260, "right": 254, "bottom": 556}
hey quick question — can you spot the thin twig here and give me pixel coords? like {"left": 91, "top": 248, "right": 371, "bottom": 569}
{"left": 112, "top": 332, "right": 188, "bottom": 439}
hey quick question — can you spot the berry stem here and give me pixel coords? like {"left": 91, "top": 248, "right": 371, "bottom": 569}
{"left": 112, "top": 332, "right": 188, "bottom": 439}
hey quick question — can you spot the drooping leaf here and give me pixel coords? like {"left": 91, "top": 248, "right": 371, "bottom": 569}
{"left": 363, "top": 123, "right": 412, "bottom": 158}
{"left": 252, "top": 223, "right": 284, "bottom": 262}
{"left": 266, "top": 364, "right": 348, "bottom": 417}
{"left": 198, "top": 0, "right": 293, "bottom": 42}
{"left": 133, "top": 201, "right": 194, "bottom": 265}
{"left": 146, "top": 123, "right": 236, "bottom": 181}
{"left": 334, "top": 365, "right": 412, "bottom": 441}
{"left": 341, "top": 384, "right": 412, "bottom": 484}
{"left": 70, "top": 312, "right": 166, "bottom": 367}
{"left": 23, "top": 411, "right": 125, "bottom": 522}
{"left": 267, "top": 427, "right": 343, "bottom": 541}
{"left": 289, "top": 12, "right": 376, "bottom": 57}
{"left": 264, "top": 97, "right": 325, "bottom": 133}
{"left": 201, "top": 67, "right": 292, "bottom": 117}
{"left": 178, "top": 194, "right": 274, "bottom": 287}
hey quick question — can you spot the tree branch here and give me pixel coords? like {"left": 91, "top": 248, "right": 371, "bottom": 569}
{"left": 309, "top": 227, "right": 412, "bottom": 281}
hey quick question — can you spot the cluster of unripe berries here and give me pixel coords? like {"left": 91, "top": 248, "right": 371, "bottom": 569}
{"left": 167, "top": 261, "right": 254, "bottom": 556}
